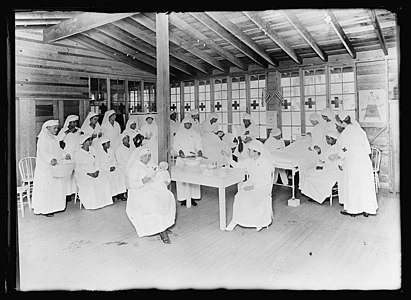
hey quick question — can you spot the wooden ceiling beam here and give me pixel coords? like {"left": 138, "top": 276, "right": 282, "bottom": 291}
{"left": 131, "top": 13, "right": 228, "bottom": 73}
{"left": 190, "top": 12, "right": 268, "bottom": 68}
{"left": 43, "top": 12, "right": 138, "bottom": 43}
{"left": 169, "top": 13, "right": 248, "bottom": 70}
{"left": 282, "top": 10, "right": 328, "bottom": 62}
{"left": 205, "top": 11, "right": 278, "bottom": 67}
{"left": 96, "top": 24, "right": 196, "bottom": 76}
{"left": 113, "top": 19, "right": 211, "bottom": 75}
{"left": 323, "top": 9, "right": 356, "bottom": 59}
{"left": 368, "top": 9, "right": 388, "bottom": 55}
{"left": 67, "top": 34, "right": 159, "bottom": 77}
{"left": 243, "top": 11, "right": 302, "bottom": 65}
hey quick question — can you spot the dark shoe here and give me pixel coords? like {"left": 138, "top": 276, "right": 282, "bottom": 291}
{"left": 363, "top": 212, "right": 369, "bottom": 217}
{"left": 159, "top": 231, "right": 171, "bottom": 244}
{"left": 45, "top": 213, "right": 54, "bottom": 217}
{"left": 66, "top": 195, "right": 72, "bottom": 202}
{"left": 165, "top": 228, "right": 173, "bottom": 234}
{"left": 180, "top": 200, "right": 187, "bottom": 206}
{"left": 340, "top": 210, "right": 355, "bottom": 217}
{"left": 191, "top": 199, "right": 197, "bottom": 206}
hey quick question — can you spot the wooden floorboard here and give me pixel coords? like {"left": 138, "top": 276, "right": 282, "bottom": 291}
{"left": 16, "top": 182, "right": 402, "bottom": 291}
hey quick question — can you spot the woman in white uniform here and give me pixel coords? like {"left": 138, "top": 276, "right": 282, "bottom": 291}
{"left": 73, "top": 134, "right": 113, "bottom": 210}
{"left": 115, "top": 132, "right": 133, "bottom": 189}
{"left": 172, "top": 116, "right": 203, "bottom": 207}
{"left": 234, "top": 113, "right": 259, "bottom": 161}
{"left": 126, "top": 147, "right": 176, "bottom": 244}
{"left": 264, "top": 128, "right": 289, "bottom": 185}
{"left": 301, "top": 129, "right": 343, "bottom": 204}
{"left": 101, "top": 109, "right": 121, "bottom": 152}
{"left": 80, "top": 111, "right": 103, "bottom": 151}
{"left": 56, "top": 114, "right": 81, "bottom": 201}
{"left": 225, "top": 140, "right": 274, "bottom": 232}
{"left": 338, "top": 111, "right": 378, "bottom": 217}
{"left": 95, "top": 137, "right": 127, "bottom": 201}
{"left": 31, "top": 120, "right": 71, "bottom": 217}
{"left": 140, "top": 114, "right": 159, "bottom": 165}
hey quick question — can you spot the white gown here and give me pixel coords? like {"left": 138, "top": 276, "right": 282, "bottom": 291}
{"left": 126, "top": 160, "right": 176, "bottom": 237}
{"left": 230, "top": 156, "right": 273, "bottom": 228}
{"left": 96, "top": 146, "right": 127, "bottom": 197}
{"left": 73, "top": 147, "right": 113, "bottom": 210}
{"left": 115, "top": 143, "right": 133, "bottom": 188}
{"left": 140, "top": 122, "right": 158, "bottom": 165}
{"left": 31, "top": 130, "right": 67, "bottom": 215}
{"left": 101, "top": 120, "right": 121, "bottom": 151}
{"left": 339, "top": 124, "right": 378, "bottom": 214}
{"left": 264, "top": 136, "right": 288, "bottom": 185}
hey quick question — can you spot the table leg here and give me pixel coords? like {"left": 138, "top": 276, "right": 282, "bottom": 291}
{"left": 186, "top": 182, "right": 191, "bottom": 208}
{"left": 218, "top": 187, "right": 226, "bottom": 230}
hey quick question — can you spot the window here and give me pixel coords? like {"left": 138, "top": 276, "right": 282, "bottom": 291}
{"left": 170, "top": 82, "right": 181, "bottom": 118}
{"left": 110, "top": 79, "right": 125, "bottom": 116}
{"left": 214, "top": 78, "right": 228, "bottom": 132}
{"left": 303, "top": 68, "right": 327, "bottom": 137}
{"left": 90, "top": 78, "right": 108, "bottom": 117}
{"left": 249, "top": 74, "right": 267, "bottom": 139}
{"left": 198, "top": 80, "right": 211, "bottom": 122}
{"left": 129, "top": 81, "right": 142, "bottom": 113}
{"left": 231, "top": 76, "right": 247, "bottom": 131}
{"left": 183, "top": 81, "right": 195, "bottom": 115}
{"left": 330, "top": 66, "right": 355, "bottom": 116}
{"left": 281, "top": 71, "right": 302, "bottom": 140}
{"left": 143, "top": 82, "right": 156, "bottom": 112}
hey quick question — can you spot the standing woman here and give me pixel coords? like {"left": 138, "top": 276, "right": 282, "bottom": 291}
{"left": 80, "top": 111, "right": 103, "bottom": 150}
{"left": 101, "top": 109, "right": 121, "bottom": 152}
{"left": 126, "top": 147, "right": 176, "bottom": 244}
{"left": 140, "top": 114, "right": 158, "bottom": 165}
{"left": 73, "top": 134, "right": 113, "bottom": 210}
{"left": 338, "top": 110, "right": 378, "bottom": 217}
{"left": 115, "top": 132, "right": 133, "bottom": 189}
{"left": 264, "top": 128, "right": 288, "bottom": 185}
{"left": 234, "top": 113, "right": 259, "bottom": 161}
{"left": 172, "top": 116, "right": 203, "bottom": 207}
{"left": 31, "top": 120, "right": 71, "bottom": 217}
{"left": 225, "top": 140, "right": 274, "bottom": 232}
{"left": 56, "top": 114, "right": 82, "bottom": 201}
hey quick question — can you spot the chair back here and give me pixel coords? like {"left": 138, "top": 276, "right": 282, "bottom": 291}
{"left": 18, "top": 157, "right": 36, "bottom": 183}
{"left": 370, "top": 147, "right": 381, "bottom": 172}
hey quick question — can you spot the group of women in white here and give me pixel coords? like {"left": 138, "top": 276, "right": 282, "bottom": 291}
{"left": 31, "top": 105, "right": 378, "bottom": 244}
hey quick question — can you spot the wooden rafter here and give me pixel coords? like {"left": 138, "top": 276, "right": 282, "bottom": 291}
{"left": 243, "top": 11, "right": 301, "bottom": 65}
{"left": 131, "top": 13, "right": 228, "bottom": 72}
{"left": 68, "top": 34, "right": 159, "bottom": 76}
{"left": 169, "top": 13, "right": 248, "bottom": 70}
{"left": 282, "top": 10, "right": 328, "bottom": 62}
{"left": 190, "top": 12, "right": 268, "bottom": 68}
{"left": 323, "top": 9, "right": 356, "bottom": 59}
{"left": 96, "top": 24, "right": 196, "bottom": 76}
{"left": 112, "top": 18, "right": 211, "bottom": 75}
{"left": 43, "top": 12, "right": 137, "bottom": 43}
{"left": 368, "top": 9, "right": 388, "bottom": 55}
{"left": 205, "top": 11, "right": 278, "bottom": 67}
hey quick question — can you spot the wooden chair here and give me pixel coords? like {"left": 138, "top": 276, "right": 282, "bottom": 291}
{"left": 329, "top": 182, "right": 339, "bottom": 206}
{"left": 18, "top": 156, "right": 36, "bottom": 211}
{"left": 370, "top": 147, "right": 382, "bottom": 193}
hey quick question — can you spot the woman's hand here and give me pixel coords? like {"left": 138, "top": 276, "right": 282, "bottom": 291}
{"left": 50, "top": 158, "right": 58, "bottom": 166}
{"left": 197, "top": 150, "right": 203, "bottom": 157}
{"left": 142, "top": 175, "right": 152, "bottom": 184}
{"left": 98, "top": 132, "right": 102, "bottom": 138}
{"left": 92, "top": 133, "right": 98, "bottom": 139}
{"left": 87, "top": 170, "right": 99, "bottom": 178}
{"left": 179, "top": 150, "right": 185, "bottom": 158}
{"left": 65, "top": 154, "right": 71, "bottom": 160}
{"left": 110, "top": 166, "right": 115, "bottom": 172}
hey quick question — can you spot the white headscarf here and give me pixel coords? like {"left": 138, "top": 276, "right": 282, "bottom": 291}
{"left": 79, "top": 134, "right": 92, "bottom": 145}
{"left": 62, "top": 115, "right": 79, "bottom": 131}
{"left": 38, "top": 119, "right": 59, "bottom": 139}
{"left": 80, "top": 112, "right": 99, "bottom": 131}
{"left": 325, "top": 129, "right": 340, "bottom": 140}
{"left": 247, "top": 139, "right": 274, "bottom": 162}
{"left": 190, "top": 108, "right": 199, "bottom": 116}
{"left": 321, "top": 108, "right": 335, "bottom": 121}
{"left": 101, "top": 110, "right": 116, "bottom": 128}
{"left": 309, "top": 112, "right": 322, "bottom": 122}
{"left": 99, "top": 136, "right": 111, "bottom": 145}
{"left": 270, "top": 128, "right": 281, "bottom": 137}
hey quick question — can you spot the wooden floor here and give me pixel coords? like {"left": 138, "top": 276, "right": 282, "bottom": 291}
{"left": 17, "top": 182, "right": 401, "bottom": 291}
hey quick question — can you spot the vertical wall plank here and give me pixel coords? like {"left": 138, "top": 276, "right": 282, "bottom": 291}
{"left": 156, "top": 13, "right": 170, "bottom": 163}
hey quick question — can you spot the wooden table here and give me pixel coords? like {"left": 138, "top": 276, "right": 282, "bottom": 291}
{"left": 170, "top": 164, "right": 246, "bottom": 230}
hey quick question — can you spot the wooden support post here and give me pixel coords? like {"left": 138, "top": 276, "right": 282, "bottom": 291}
{"left": 156, "top": 13, "right": 170, "bottom": 163}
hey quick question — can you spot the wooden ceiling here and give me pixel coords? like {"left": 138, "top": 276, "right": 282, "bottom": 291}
{"left": 14, "top": 9, "right": 398, "bottom": 80}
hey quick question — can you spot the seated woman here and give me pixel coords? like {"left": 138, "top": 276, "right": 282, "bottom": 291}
{"left": 201, "top": 126, "right": 231, "bottom": 167}
{"left": 126, "top": 147, "right": 176, "bottom": 244}
{"left": 73, "top": 134, "right": 113, "bottom": 210}
{"left": 225, "top": 140, "right": 274, "bottom": 232}
{"left": 300, "top": 129, "right": 343, "bottom": 204}
{"left": 96, "top": 137, "right": 127, "bottom": 201}
{"left": 31, "top": 120, "right": 72, "bottom": 217}
{"left": 264, "top": 128, "right": 289, "bottom": 185}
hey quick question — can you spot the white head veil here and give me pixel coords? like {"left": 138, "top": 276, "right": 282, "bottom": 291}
{"left": 101, "top": 109, "right": 116, "bottom": 128}
{"left": 321, "top": 108, "right": 335, "bottom": 121}
{"left": 126, "top": 146, "right": 152, "bottom": 175}
{"left": 325, "top": 129, "right": 340, "bottom": 140}
{"left": 270, "top": 128, "right": 282, "bottom": 137}
{"left": 79, "top": 134, "right": 92, "bottom": 145}
{"left": 80, "top": 112, "right": 99, "bottom": 131}
{"left": 247, "top": 139, "right": 274, "bottom": 162}
{"left": 38, "top": 119, "right": 59, "bottom": 139}
{"left": 62, "top": 115, "right": 79, "bottom": 131}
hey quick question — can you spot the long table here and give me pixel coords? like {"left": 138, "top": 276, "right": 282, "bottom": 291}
{"left": 170, "top": 164, "right": 246, "bottom": 230}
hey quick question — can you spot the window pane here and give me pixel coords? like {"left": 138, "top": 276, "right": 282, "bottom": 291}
{"left": 282, "top": 112, "right": 292, "bottom": 125}
{"left": 330, "top": 68, "right": 342, "bottom": 83}
{"left": 331, "top": 83, "right": 342, "bottom": 94}
{"left": 316, "top": 95, "right": 327, "bottom": 110}
{"left": 282, "top": 126, "right": 292, "bottom": 141}
{"left": 304, "top": 85, "right": 315, "bottom": 95}
{"left": 343, "top": 82, "right": 355, "bottom": 94}
{"left": 316, "top": 84, "right": 326, "bottom": 95}
{"left": 291, "top": 86, "right": 300, "bottom": 97}
{"left": 291, "top": 72, "right": 300, "bottom": 85}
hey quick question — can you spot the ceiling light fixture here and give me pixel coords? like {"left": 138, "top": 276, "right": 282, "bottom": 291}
{"left": 324, "top": 15, "right": 332, "bottom": 24}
